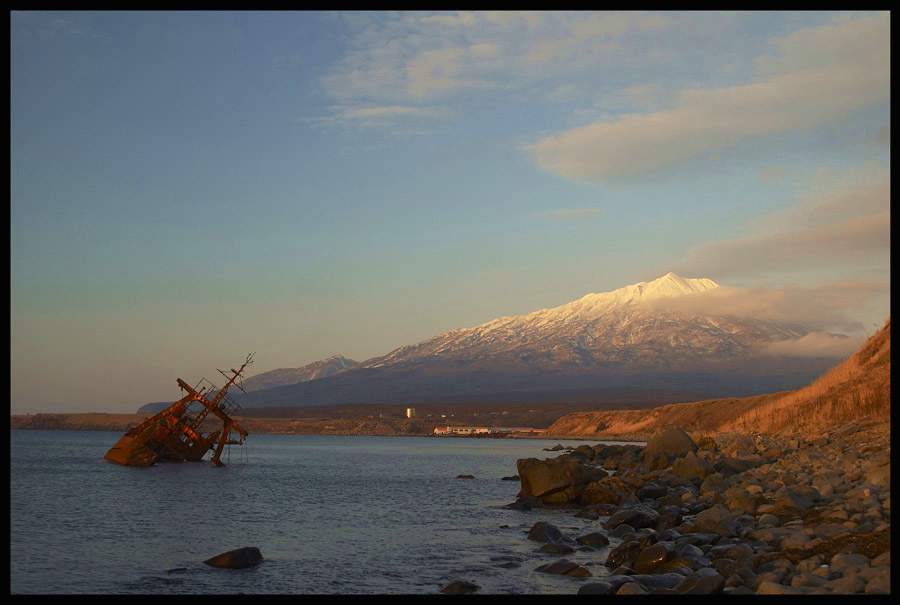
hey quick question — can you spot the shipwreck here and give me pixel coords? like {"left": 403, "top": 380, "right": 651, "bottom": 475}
{"left": 104, "top": 354, "right": 254, "bottom": 467}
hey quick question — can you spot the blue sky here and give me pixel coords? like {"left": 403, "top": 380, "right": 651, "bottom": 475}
{"left": 11, "top": 11, "right": 890, "bottom": 411}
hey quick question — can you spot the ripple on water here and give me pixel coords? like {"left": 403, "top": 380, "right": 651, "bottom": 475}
{"left": 12, "top": 431, "right": 622, "bottom": 594}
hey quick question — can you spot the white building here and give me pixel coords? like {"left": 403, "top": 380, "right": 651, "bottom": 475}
{"left": 405, "top": 407, "right": 416, "bottom": 419}
{"left": 433, "top": 426, "right": 491, "bottom": 436}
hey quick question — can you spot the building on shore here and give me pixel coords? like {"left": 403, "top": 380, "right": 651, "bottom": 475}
{"left": 405, "top": 407, "right": 416, "bottom": 419}
{"left": 433, "top": 425, "right": 546, "bottom": 437}
{"left": 433, "top": 426, "right": 491, "bottom": 436}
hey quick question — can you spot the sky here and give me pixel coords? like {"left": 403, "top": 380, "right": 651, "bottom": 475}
{"left": 11, "top": 11, "right": 890, "bottom": 412}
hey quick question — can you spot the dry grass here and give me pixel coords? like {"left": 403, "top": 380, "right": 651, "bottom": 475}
{"left": 548, "top": 319, "right": 891, "bottom": 439}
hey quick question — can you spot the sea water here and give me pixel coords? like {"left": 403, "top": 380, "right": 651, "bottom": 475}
{"left": 11, "top": 430, "right": 631, "bottom": 594}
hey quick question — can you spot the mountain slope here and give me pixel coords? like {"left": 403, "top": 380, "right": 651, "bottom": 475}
{"left": 545, "top": 319, "right": 890, "bottom": 438}
{"left": 137, "top": 273, "right": 848, "bottom": 413}
{"left": 362, "top": 272, "right": 805, "bottom": 373}
{"left": 241, "top": 355, "right": 358, "bottom": 392}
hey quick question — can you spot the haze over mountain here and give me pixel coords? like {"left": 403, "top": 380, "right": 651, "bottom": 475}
{"left": 139, "top": 273, "right": 850, "bottom": 414}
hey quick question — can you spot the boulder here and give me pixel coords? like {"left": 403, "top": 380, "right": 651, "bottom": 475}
{"left": 714, "top": 457, "right": 757, "bottom": 475}
{"left": 505, "top": 495, "right": 541, "bottom": 511}
{"left": 203, "top": 546, "right": 263, "bottom": 569}
{"left": 605, "top": 540, "right": 643, "bottom": 570}
{"left": 866, "top": 463, "right": 890, "bottom": 487}
{"left": 440, "top": 580, "right": 479, "bottom": 594}
{"left": 770, "top": 488, "right": 815, "bottom": 515}
{"left": 672, "top": 451, "right": 713, "bottom": 482}
{"left": 699, "top": 473, "right": 728, "bottom": 496}
{"left": 655, "top": 505, "right": 684, "bottom": 531}
{"left": 690, "top": 504, "right": 737, "bottom": 537}
{"left": 723, "top": 487, "right": 760, "bottom": 515}
{"left": 576, "top": 532, "right": 610, "bottom": 548}
{"left": 577, "top": 582, "right": 614, "bottom": 595}
{"left": 721, "top": 434, "right": 756, "bottom": 458}
{"left": 676, "top": 570, "right": 726, "bottom": 594}
{"left": 540, "top": 543, "right": 575, "bottom": 555}
{"left": 580, "top": 475, "right": 633, "bottom": 506}
{"left": 633, "top": 543, "right": 672, "bottom": 574}
{"left": 637, "top": 482, "right": 668, "bottom": 500}
{"left": 643, "top": 426, "right": 697, "bottom": 470}
{"left": 517, "top": 457, "right": 604, "bottom": 505}
{"left": 527, "top": 521, "right": 564, "bottom": 544}
{"left": 616, "top": 582, "right": 647, "bottom": 595}
{"left": 535, "top": 559, "right": 591, "bottom": 577}
{"left": 605, "top": 505, "right": 660, "bottom": 530}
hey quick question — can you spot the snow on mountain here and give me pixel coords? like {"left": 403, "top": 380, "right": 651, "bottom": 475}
{"left": 144, "top": 272, "right": 843, "bottom": 412}
{"left": 363, "top": 272, "right": 807, "bottom": 372}
{"left": 242, "top": 354, "right": 359, "bottom": 392}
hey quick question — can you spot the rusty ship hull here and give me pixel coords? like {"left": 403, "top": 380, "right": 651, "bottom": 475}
{"left": 104, "top": 355, "right": 253, "bottom": 467}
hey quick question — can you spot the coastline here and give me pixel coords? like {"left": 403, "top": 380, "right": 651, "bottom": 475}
{"left": 493, "top": 420, "right": 890, "bottom": 595}
{"left": 9, "top": 412, "right": 636, "bottom": 442}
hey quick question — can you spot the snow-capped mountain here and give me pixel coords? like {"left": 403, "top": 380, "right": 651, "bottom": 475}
{"left": 138, "top": 273, "right": 843, "bottom": 413}
{"left": 362, "top": 272, "right": 806, "bottom": 373}
{"left": 241, "top": 355, "right": 358, "bottom": 392}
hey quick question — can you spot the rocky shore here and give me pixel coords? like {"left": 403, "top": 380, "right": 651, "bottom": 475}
{"left": 498, "top": 422, "right": 890, "bottom": 595}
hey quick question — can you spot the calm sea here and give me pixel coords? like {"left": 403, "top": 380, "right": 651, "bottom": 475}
{"left": 11, "top": 430, "right": 629, "bottom": 594}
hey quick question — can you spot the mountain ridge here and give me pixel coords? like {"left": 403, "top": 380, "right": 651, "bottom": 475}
{"left": 137, "top": 273, "right": 849, "bottom": 414}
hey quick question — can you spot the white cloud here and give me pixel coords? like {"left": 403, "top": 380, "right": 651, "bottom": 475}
{"left": 321, "top": 11, "right": 680, "bottom": 125}
{"left": 761, "top": 332, "right": 862, "bottom": 358}
{"left": 643, "top": 280, "right": 888, "bottom": 334}
{"left": 674, "top": 169, "right": 890, "bottom": 279}
{"left": 528, "top": 13, "right": 889, "bottom": 183}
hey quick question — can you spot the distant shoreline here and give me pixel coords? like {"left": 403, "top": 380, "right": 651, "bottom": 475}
{"left": 9, "top": 412, "right": 640, "bottom": 442}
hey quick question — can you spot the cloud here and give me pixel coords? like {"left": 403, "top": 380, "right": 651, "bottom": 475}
{"left": 533, "top": 208, "right": 602, "bottom": 220}
{"left": 761, "top": 331, "right": 862, "bottom": 358}
{"left": 528, "top": 13, "right": 889, "bottom": 183}
{"left": 321, "top": 11, "right": 679, "bottom": 125}
{"left": 642, "top": 279, "right": 888, "bottom": 334}
{"left": 673, "top": 169, "right": 889, "bottom": 279}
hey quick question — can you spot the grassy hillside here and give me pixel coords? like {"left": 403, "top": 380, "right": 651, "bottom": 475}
{"left": 547, "top": 319, "right": 890, "bottom": 439}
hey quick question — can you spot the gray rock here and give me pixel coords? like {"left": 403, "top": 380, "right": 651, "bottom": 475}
{"left": 203, "top": 546, "right": 263, "bottom": 569}
{"left": 576, "top": 532, "right": 610, "bottom": 548}
{"left": 676, "top": 570, "right": 725, "bottom": 594}
{"left": 609, "top": 523, "right": 636, "bottom": 538}
{"left": 604, "top": 505, "right": 660, "bottom": 530}
{"left": 631, "top": 573, "right": 684, "bottom": 589}
{"left": 616, "top": 582, "right": 647, "bottom": 595}
{"left": 539, "top": 542, "right": 575, "bottom": 554}
{"left": 637, "top": 482, "right": 667, "bottom": 500}
{"left": 535, "top": 559, "right": 591, "bottom": 577}
{"left": 440, "top": 580, "right": 479, "bottom": 594}
{"left": 691, "top": 504, "right": 737, "bottom": 537}
{"left": 577, "top": 582, "right": 614, "bottom": 595}
{"left": 830, "top": 553, "right": 869, "bottom": 573}
{"left": 527, "top": 521, "right": 563, "bottom": 543}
